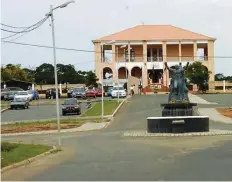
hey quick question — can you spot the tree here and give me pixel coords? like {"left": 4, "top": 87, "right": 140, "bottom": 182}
{"left": 85, "top": 71, "right": 98, "bottom": 87}
{"left": 185, "top": 61, "right": 211, "bottom": 90}
{"left": 23, "top": 68, "right": 36, "bottom": 82}
{"left": 35, "top": 63, "right": 54, "bottom": 84}
{"left": 215, "top": 73, "right": 224, "bottom": 81}
{"left": 1, "top": 64, "right": 30, "bottom": 82}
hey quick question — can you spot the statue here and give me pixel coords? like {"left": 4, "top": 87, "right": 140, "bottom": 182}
{"left": 164, "top": 62, "right": 190, "bottom": 103}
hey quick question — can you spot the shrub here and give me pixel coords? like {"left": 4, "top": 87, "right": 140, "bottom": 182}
{"left": 1, "top": 142, "right": 18, "bottom": 152}
{"left": 154, "top": 89, "right": 158, "bottom": 94}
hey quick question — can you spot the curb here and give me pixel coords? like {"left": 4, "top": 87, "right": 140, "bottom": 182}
{"left": 1, "top": 108, "right": 9, "bottom": 113}
{"left": 123, "top": 130, "right": 232, "bottom": 137}
{"left": 1, "top": 115, "right": 112, "bottom": 125}
{"left": 1, "top": 146, "right": 58, "bottom": 173}
{"left": 1, "top": 122, "right": 109, "bottom": 136}
{"left": 112, "top": 98, "right": 127, "bottom": 117}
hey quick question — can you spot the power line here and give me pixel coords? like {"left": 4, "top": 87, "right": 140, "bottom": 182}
{"left": 1, "top": 23, "right": 33, "bottom": 29}
{"left": 1, "top": 40, "right": 232, "bottom": 59}
{"left": 1, "top": 17, "right": 49, "bottom": 40}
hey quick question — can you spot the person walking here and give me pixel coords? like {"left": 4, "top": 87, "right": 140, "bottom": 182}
{"left": 130, "top": 84, "right": 135, "bottom": 96}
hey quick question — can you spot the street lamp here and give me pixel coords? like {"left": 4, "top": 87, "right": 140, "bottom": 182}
{"left": 47, "top": 0, "right": 75, "bottom": 149}
{"left": 101, "top": 40, "right": 115, "bottom": 118}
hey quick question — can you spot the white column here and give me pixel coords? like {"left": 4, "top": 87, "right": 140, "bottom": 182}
{"left": 59, "top": 83, "right": 62, "bottom": 94}
{"left": 32, "top": 84, "right": 35, "bottom": 90}
{"left": 4, "top": 83, "right": 6, "bottom": 89}
{"left": 223, "top": 80, "right": 226, "bottom": 92}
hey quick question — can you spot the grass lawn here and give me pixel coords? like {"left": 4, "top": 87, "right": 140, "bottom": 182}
{"left": 81, "top": 100, "right": 121, "bottom": 117}
{"left": 1, "top": 118, "right": 108, "bottom": 134}
{"left": 1, "top": 142, "right": 52, "bottom": 168}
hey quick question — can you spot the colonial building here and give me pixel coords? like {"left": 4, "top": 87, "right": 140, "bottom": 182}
{"left": 92, "top": 25, "right": 215, "bottom": 89}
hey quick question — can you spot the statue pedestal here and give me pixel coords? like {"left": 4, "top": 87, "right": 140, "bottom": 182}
{"left": 160, "top": 103, "right": 197, "bottom": 117}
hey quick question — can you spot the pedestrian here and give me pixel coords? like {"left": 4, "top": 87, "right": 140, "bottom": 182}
{"left": 130, "top": 84, "right": 134, "bottom": 96}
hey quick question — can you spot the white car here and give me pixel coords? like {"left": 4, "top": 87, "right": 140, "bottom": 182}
{"left": 14, "top": 91, "right": 31, "bottom": 101}
{"left": 111, "top": 87, "right": 126, "bottom": 98}
{"left": 27, "top": 90, "right": 34, "bottom": 100}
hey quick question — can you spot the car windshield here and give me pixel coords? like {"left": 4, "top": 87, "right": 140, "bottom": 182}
{"left": 17, "top": 92, "right": 28, "bottom": 95}
{"left": 113, "top": 87, "right": 124, "bottom": 90}
{"left": 64, "top": 99, "right": 77, "bottom": 105}
{"left": 73, "top": 88, "right": 84, "bottom": 92}
{"left": 9, "top": 87, "right": 23, "bottom": 91}
{"left": 13, "top": 97, "right": 26, "bottom": 102}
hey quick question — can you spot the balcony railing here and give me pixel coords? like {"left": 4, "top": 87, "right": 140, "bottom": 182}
{"left": 147, "top": 57, "right": 163, "bottom": 62}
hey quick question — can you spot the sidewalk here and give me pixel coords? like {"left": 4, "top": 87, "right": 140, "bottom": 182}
{"left": 198, "top": 108, "right": 232, "bottom": 124}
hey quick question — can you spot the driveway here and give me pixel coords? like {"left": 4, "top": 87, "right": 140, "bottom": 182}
{"left": 1, "top": 103, "right": 87, "bottom": 122}
{"left": 2, "top": 95, "right": 232, "bottom": 181}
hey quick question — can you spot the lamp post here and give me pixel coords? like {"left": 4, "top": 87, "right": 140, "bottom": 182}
{"left": 101, "top": 40, "right": 115, "bottom": 117}
{"left": 47, "top": 0, "right": 75, "bottom": 149}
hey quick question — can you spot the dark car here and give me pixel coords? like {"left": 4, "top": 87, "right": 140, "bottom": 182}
{"left": 62, "top": 98, "right": 81, "bottom": 116}
{"left": 46, "top": 88, "right": 61, "bottom": 99}
{"left": 4, "top": 91, "right": 19, "bottom": 101}
{"left": 71, "top": 88, "right": 86, "bottom": 99}
{"left": 10, "top": 97, "right": 30, "bottom": 109}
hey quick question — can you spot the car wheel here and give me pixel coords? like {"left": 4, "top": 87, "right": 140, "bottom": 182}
{"left": 11, "top": 106, "right": 14, "bottom": 110}
{"left": 62, "top": 112, "right": 66, "bottom": 116}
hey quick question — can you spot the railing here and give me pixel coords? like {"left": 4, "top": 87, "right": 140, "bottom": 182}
{"left": 117, "top": 56, "right": 143, "bottom": 62}
{"left": 147, "top": 57, "right": 163, "bottom": 62}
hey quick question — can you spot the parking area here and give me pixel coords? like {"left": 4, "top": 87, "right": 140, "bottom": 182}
{"left": 197, "top": 94, "right": 232, "bottom": 107}
{"left": 1, "top": 103, "right": 87, "bottom": 123}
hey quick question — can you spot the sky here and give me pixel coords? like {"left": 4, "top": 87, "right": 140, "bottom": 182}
{"left": 1, "top": 0, "right": 232, "bottom": 76}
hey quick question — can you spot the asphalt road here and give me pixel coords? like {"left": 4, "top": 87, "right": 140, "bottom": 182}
{"left": 1, "top": 103, "right": 87, "bottom": 122}
{"left": 2, "top": 94, "right": 232, "bottom": 181}
{"left": 197, "top": 93, "right": 232, "bottom": 107}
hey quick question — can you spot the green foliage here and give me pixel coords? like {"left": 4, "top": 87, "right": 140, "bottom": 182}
{"left": 185, "top": 61, "right": 211, "bottom": 90}
{"left": 85, "top": 70, "right": 99, "bottom": 87}
{"left": 1, "top": 63, "right": 99, "bottom": 85}
{"left": 215, "top": 73, "right": 232, "bottom": 82}
{"left": 1, "top": 64, "right": 31, "bottom": 82}
{"left": 154, "top": 89, "right": 158, "bottom": 93}
{"left": 1, "top": 142, "right": 18, "bottom": 152}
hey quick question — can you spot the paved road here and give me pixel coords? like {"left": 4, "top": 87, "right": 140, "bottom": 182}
{"left": 2, "top": 94, "right": 232, "bottom": 181}
{"left": 197, "top": 94, "right": 232, "bottom": 107}
{"left": 1, "top": 103, "right": 87, "bottom": 122}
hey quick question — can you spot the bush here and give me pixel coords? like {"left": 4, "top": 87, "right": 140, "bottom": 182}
{"left": 154, "top": 89, "right": 158, "bottom": 94}
{"left": 1, "top": 142, "right": 18, "bottom": 152}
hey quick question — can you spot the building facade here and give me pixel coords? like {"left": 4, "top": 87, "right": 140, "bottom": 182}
{"left": 92, "top": 25, "right": 216, "bottom": 88}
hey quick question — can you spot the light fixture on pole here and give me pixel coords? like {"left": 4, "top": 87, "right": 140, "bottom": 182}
{"left": 47, "top": 0, "right": 75, "bottom": 149}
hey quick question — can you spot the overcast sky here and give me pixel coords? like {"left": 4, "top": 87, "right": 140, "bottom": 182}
{"left": 1, "top": 0, "right": 232, "bottom": 76}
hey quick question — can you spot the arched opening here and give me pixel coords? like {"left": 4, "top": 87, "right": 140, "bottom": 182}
{"left": 103, "top": 67, "right": 113, "bottom": 79}
{"left": 131, "top": 67, "right": 142, "bottom": 78}
{"left": 118, "top": 67, "right": 128, "bottom": 79}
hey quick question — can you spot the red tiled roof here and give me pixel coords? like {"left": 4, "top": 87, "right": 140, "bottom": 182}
{"left": 95, "top": 25, "right": 215, "bottom": 41}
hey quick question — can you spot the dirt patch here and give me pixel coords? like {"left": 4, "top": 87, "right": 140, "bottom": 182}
{"left": 216, "top": 108, "right": 232, "bottom": 119}
{"left": 1, "top": 123, "right": 83, "bottom": 134}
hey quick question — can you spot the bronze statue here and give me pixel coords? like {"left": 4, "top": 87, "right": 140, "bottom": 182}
{"left": 164, "top": 62, "right": 190, "bottom": 103}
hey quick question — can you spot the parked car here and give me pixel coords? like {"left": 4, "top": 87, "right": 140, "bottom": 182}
{"left": 62, "top": 98, "right": 81, "bottom": 116}
{"left": 45, "top": 88, "right": 61, "bottom": 99}
{"left": 14, "top": 91, "right": 31, "bottom": 101}
{"left": 4, "top": 91, "right": 20, "bottom": 101}
{"left": 107, "top": 87, "right": 113, "bottom": 97}
{"left": 71, "top": 88, "right": 86, "bottom": 99}
{"left": 10, "top": 97, "right": 30, "bottom": 109}
{"left": 111, "top": 86, "right": 127, "bottom": 98}
{"left": 95, "top": 88, "right": 105, "bottom": 97}
{"left": 86, "top": 88, "right": 96, "bottom": 98}
{"left": 1, "top": 87, "right": 23, "bottom": 99}
{"left": 28, "top": 90, "right": 39, "bottom": 100}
